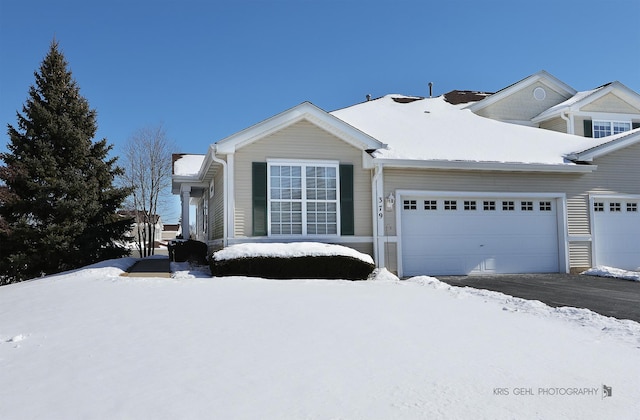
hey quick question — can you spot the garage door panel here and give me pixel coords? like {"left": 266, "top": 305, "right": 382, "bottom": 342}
{"left": 401, "top": 196, "right": 560, "bottom": 275}
{"left": 593, "top": 198, "right": 640, "bottom": 270}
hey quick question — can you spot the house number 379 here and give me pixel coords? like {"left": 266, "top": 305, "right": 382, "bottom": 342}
{"left": 378, "top": 197, "right": 384, "bottom": 219}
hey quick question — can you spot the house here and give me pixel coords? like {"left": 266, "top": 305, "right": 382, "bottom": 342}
{"left": 161, "top": 224, "right": 181, "bottom": 242}
{"left": 118, "top": 210, "right": 164, "bottom": 249}
{"left": 172, "top": 71, "right": 640, "bottom": 276}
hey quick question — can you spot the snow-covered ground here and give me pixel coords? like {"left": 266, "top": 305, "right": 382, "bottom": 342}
{"left": 582, "top": 265, "right": 640, "bottom": 282}
{"left": 1, "top": 259, "right": 639, "bottom": 419}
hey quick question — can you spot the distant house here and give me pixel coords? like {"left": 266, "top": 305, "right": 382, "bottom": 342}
{"left": 118, "top": 210, "right": 163, "bottom": 249}
{"left": 172, "top": 71, "right": 640, "bottom": 276}
{"left": 162, "top": 224, "right": 180, "bottom": 242}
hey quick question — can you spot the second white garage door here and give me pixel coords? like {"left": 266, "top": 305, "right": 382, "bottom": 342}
{"left": 400, "top": 195, "right": 560, "bottom": 276}
{"left": 592, "top": 197, "right": 640, "bottom": 271}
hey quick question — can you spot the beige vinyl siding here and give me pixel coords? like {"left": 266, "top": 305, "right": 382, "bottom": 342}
{"left": 475, "top": 82, "right": 571, "bottom": 122}
{"left": 233, "top": 119, "right": 372, "bottom": 238}
{"left": 581, "top": 93, "right": 640, "bottom": 114}
{"left": 383, "top": 142, "right": 640, "bottom": 271}
{"left": 574, "top": 116, "right": 590, "bottom": 137}
{"left": 539, "top": 117, "right": 567, "bottom": 133}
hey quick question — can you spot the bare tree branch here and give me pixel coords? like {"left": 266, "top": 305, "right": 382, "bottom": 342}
{"left": 121, "top": 124, "right": 174, "bottom": 258}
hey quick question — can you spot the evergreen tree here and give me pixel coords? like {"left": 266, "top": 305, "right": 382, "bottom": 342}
{"left": 0, "top": 41, "right": 132, "bottom": 283}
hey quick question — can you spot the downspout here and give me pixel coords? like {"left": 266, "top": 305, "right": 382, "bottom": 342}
{"left": 210, "top": 145, "right": 228, "bottom": 247}
{"left": 371, "top": 164, "right": 383, "bottom": 267}
{"left": 560, "top": 110, "right": 573, "bottom": 135}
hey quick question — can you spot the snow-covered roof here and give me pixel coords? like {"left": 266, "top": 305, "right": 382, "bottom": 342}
{"left": 465, "top": 70, "right": 577, "bottom": 114}
{"left": 567, "top": 127, "right": 640, "bottom": 162}
{"left": 173, "top": 154, "right": 205, "bottom": 177}
{"left": 331, "top": 95, "right": 617, "bottom": 168}
{"left": 532, "top": 81, "right": 640, "bottom": 122}
{"left": 214, "top": 101, "right": 384, "bottom": 155}
{"left": 532, "top": 86, "right": 607, "bottom": 122}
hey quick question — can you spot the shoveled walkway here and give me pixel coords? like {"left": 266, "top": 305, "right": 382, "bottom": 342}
{"left": 123, "top": 257, "right": 172, "bottom": 278}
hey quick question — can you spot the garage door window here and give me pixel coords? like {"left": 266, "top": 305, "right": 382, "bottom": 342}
{"left": 628, "top": 203, "right": 638, "bottom": 212}
{"left": 424, "top": 200, "right": 437, "bottom": 210}
{"left": 610, "top": 202, "right": 621, "bottom": 212}
{"left": 502, "top": 201, "right": 515, "bottom": 211}
{"left": 483, "top": 201, "right": 496, "bottom": 211}
{"left": 594, "top": 202, "right": 604, "bottom": 212}
{"left": 521, "top": 201, "right": 533, "bottom": 211}
{"left": 464, "top": 201, "right": 477, "bottom": 211}
{"left": 404, "top": 200, "right": 417, "bottom": 210}
{"left": 540, "top": 201, "right": 552, "bottom": 211}
{"left": 444, "top": 200, "right": 457, "bottom": 210}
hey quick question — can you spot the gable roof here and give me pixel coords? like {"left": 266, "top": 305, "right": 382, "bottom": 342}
{"left": 532, "top": 81, "right": 640, "bottom": 122}
{"left": 567, "top": 128, "right": 640, "bottom": 162}
{"left": 466, "top": 70, "right": 576, "bottom": 113}
{"left": 331, "top": 94, "right": 616, "bottom": 171}
{"left": 214, "top": 101, "right": 385, "bottom": 154}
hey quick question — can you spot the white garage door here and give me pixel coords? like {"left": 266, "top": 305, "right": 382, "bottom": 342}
{"left": 400, "top": 196, "right": 560, "bottom": 276}
{"left": 593, "top": 198, "right": 640, "bottom": 271}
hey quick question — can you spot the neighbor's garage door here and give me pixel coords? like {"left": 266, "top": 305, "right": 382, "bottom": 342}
{"left": 592, "top": 198, "right": 640, "bottom": 271}
{"left": 400, "top": 196, "right": 560, "bottom": 276}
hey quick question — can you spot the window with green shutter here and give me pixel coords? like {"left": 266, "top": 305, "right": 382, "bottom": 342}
{"left": 340, "top": 164, "right": 354, "bottom": 235}
{"left": 252, "top": 162, "right": 268, "bottom": 236}
{"left": 583, "top": 119, "right": 592, "bottom": 138}
{"left": 251, "top": 160, "right": 355, "bottom": 237}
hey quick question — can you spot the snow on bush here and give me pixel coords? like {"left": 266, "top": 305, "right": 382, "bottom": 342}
{"left": 211, "top": 242, "right": 374, "bottom": 264}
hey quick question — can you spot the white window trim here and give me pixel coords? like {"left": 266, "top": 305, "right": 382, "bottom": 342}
{"left": 592, "top": 120, "right": 632, "bottom": 138}
{"left": 266, "top": 159, "right": 341, "bottom": 237}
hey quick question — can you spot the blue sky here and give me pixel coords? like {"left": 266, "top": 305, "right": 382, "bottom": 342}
{"left": 2, "top": 0, "right": 639, "bottom": 222}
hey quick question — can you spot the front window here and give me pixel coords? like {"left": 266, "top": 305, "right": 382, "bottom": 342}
{"left": 593, "top": 121, "right": 631, "bottom": 138}
{"left": 268, "top": 162, "right": 339, "bottom": 235}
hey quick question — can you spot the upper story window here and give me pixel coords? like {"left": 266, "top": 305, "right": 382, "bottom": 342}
{"left": 593, "top": 121, "right": 631, "bottom": 138}
{"left": 268, "top": 162, "right": 339, "bottom": 235}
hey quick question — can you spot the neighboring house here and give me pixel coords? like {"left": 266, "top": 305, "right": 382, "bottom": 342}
{"left": 172, "top": 71, "right": 640, "bottom": 276}
{"left": 162, "top": 224, "right": 181, "bottom": 242}
{"left": 118, "top": 210, "right": 164, "bottom": 248}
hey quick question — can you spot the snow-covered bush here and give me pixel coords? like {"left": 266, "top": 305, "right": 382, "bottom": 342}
{"left": 209, "top": 243, "right": 375, "bottom": 280}
{"left": 168, "top": 240, "right": 208, "bottom": 265}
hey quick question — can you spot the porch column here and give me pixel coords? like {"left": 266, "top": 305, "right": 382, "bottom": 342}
{"left": 181, "top": 186, "right": 191, "bottom": 239}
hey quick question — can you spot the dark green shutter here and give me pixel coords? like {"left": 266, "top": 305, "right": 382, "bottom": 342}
{"left": 583, "top": 119, "right": 592, "bottom": 138}
{"left": 632, "top": 122, "right": 640, "bottom": 130}
{"left": 339, "top": 164, "right": 354, "bottom": 236}
{"left": 252, "top": 162, "right": 267, "bottom": 236}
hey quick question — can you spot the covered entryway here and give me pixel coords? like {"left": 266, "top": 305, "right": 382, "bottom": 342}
{"left": 399, "top": 193, "right": 563, "bottom": 276}
{"left": 592, "top": 196, "right": 640, "bottom": 270}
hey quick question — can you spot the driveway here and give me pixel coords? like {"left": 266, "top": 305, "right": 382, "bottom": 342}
{"left": 437, "top": 273, "right": 640, "bottom": 323}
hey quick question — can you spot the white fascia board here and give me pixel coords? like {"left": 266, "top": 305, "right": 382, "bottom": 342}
{"left": 214, "top": 102, "right": 384, "bottom": 154}
{"left": 569, "top": 130, "right": 640, "bottom": 161}
{"left": 533, "top": 82, "right": 640, "bottom": 123}
{"left": 172, "top": 175, "right": 202, "bottom": 194}
{"left": 466, "top": 70, "right": 576, "bottom": 112}
{"left": 373, "top": 158, "right": 597, "bottom": 173}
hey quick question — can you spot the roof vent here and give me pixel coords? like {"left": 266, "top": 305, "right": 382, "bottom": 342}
{"left": 366, "top": 94, "right": 372, "bottom": 101}
{"left": 428, "top": 82, "right": 433, "bottom": 98}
